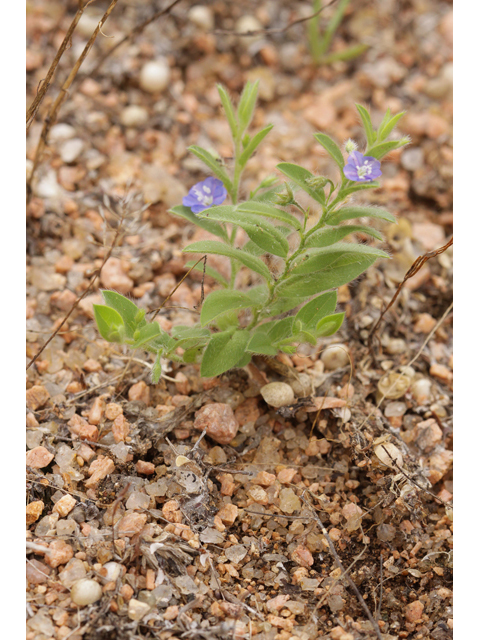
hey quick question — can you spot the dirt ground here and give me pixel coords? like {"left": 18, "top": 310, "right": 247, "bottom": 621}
{"left": 26, "top": 1, "right": 453, "bottom": 639}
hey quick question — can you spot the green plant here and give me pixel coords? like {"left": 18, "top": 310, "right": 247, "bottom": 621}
{"left": 93, "top": 81, "right": 408, "bottom": 380}
{"left": 307, "top": 0, "right": 369, "bottom": 65}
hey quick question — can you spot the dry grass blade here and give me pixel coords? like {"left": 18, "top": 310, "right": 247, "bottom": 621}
{"left": 26, "top": 0, "right": 96, "bottom": 131}
{"left": 368, "top": 236, "right": 453, "bottom": 358}
{"left": 27, "top": 0, "right": 119, "bottom": 202}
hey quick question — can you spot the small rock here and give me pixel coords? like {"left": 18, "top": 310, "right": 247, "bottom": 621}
{"left": 129, "top": 598, "right": 152, "bottom": 621}
{"left": 405, "top": 599, "right": 424, "bottom": 623}
{"left": 71, "top": 579, "right": 103, "bottom": 606}
{"left": 35, "top": 513, "right": 59, "bottom": 537}
{"left": 45, "top": 540, "right": 74, "bottom": 568}
{"left": 100, "top": 562, "right": 122, "bottom": 583}
{"left": 126, "top": 491, "right": 150, "bottom": 511}
{"left": 105, "top": 403, "right": 123, "bottom": 420}
{"left": 266, "top": 594, "right": 290, "bottom": 612}
{"left": 217, "top": 503, "right": 238, "bottom": 526}
{"left": 162, "top": 500, "right": 183, "bottom": 524}
{"left": 50, "top": 123, "right": 76, "bottom": 142}
{"left": 194, "top": 403, "right": 239, "bottom": 445}
{"left": 59, "top": 558, "right": 87, "bottom": 588}
{"left": 26, "top": 559, "right": 51, "bottom": 585}
{"left": 217, "top": 473, "right": 236, "bottom": 496}
{"left": 248, "top": 485, "right": 269, "bottom": 505}
{"left": 291, "top": 545, "right": 314, "bottom": 568}
{"left": 88, "top": 396, "right": 105, "bottom": 425}
{"left": 413, "top": 418, "right": 442, "bottom": 452}
{"left": 289, "top": 373, "right": 312, "bottom": 397}
{"left": 53, "top": 494, "right": 77, "bottom": 517}
{"left": 117, "top": 512, "right": 148, "bottom": 537}
{"left": 26, "top": 446, "right": 54, "bottom": 469}
{"left": 378, "top": 372, "right": 410, "bottom": 399}
{"left": 277, "top": 468, "right": 297, "bottom": 484}
{"left": 225, "top": 544, "right": 248, "bottom": 563}
{"left": 100, "top": 257, "right": 133, "bottom": 294}
{"left": 85, "top": 455, "right": 115, "bottom": 489}
{"left": 374, "top": 442, "right": 403, "bottom": 468}
{"left": 163, "top": 605, "right": 179, "bottom": 620}
{"left": 139, "top": 60, "right": 171, "bottom": 94}
{"left": 430, "top": 363, "right": 452, "bottom": 383}
{"left": 68, "top": 414, "right": 99, "bottom": 441}
{"left": 401, "top": 147, "right": 424, "bottom": 171}
{"left": 321, "top": 344, "right": 350, "bottom": 370}
{"left": 174, "top": 372, "right": 191, "bottom": 395}
{"left": 235, "top": 15, "right": 262, "bottom": 43}
{"left": 188, "top": 5, "right": 214, "bottom": 30}
{"left": 26, "top": 385, "right": 50, "bottom": 410}
{"left": 253, "top": 471, "right": 276, "bottom": 486}
{"left": 412, "top": 223, "right": 445, "bottom": 252}
{"left": 26, "top": 500, "right": 44, "bottom": 525}
{"left": 112, "top": 414, "right": 130, "bottom": 443}
{"left": 120, "top": 105, "right": 149, "bottom": 127}
{"left": 411, "top": 378, "right": 432, "bottom": 404}
{"left": 279, "top": 488, "right": 301, "bottom": 514}
{"left": 128, "top": 381, "right": 150, "bottom": 404}
{"left": 60, "top": 138, "right": 84, "bottom": 163}
{"left": 260, "top": 382, "right": 295, "bottom": 408}
{"left": 342, "top": 502, "right": 363, "bottom": 532}
{"left": 136, "top": 460, "right": 155, "bottom": 475}
{"left": 386, "top": 338, "right": 407, "bottom": 355}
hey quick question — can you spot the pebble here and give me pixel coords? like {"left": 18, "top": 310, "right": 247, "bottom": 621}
{"left": 405, "top": 600, "right": 424, "bottom": 623}
{"left": 400, "top": 147, "right": 424, "bottom": 171}
{"left": 277, "top": 468, "right": 297, "bottom": 484}
{"left": 235, "top": 15, "right": 262, "bottom": 43}
{"left": 188, "top": 5, "right": 214, "bottom": 30}
{"left": 60, "top": 138, "right": 84, "bottom": 163}
{"left": 225, "top": 544, "right": 248, "bottom": 563}
{"left": 105, "top": 402, "right": 123, "bottom": 421}
{"left": 117, "top": 512, "right": 148, "bottom": 537}
{"left": 128, "top": 598, "right": 151, "bottom": 621}
{"left": 100, "top": 562, "right": 122, "bottom": 583}
{"left": 386, "top": 338, "right": 407, "bottom": 355}
{"left": 126, "top": 491, "right": 150, "bottom": 511}
{"left": 26, "top": 559, "right": 52, "bottom": 585}
{"left": 260, "top": 382, "right": 295, "bottom": 408}
{"left": 413, "top": 418, "right": 442, "bottom": 452}
{"left": 88, "top": 396, "right": 105, "bottom": 425}
{"left": 71, "top": 579, "right": 103, "bottom": 606}
{"left": 26, "top": 500, "right": 44, "bottom": 525}
{"left": 413, "top": 312, "right": 437, "bottom": 333}
{"left": 248, "top": 486, "right": 268, "bottom": 505}
{"left": 59, "top": 558, "right": 86, "bottom": 588}
{"left": 217, "top": 503, "right": 238, "bottom": 526}
{"left": 378, "top": 372, "right": 410, "bottom": 399}
{"left": 279, "top": 488, "right": 301, "bottom": 514}
{"left": 120, "top": 105, "right": 149, "bottom": 128}
{"left": 53, "top": 494, "right": 76, "bottom": 517}
{"left": 411, "top": 223, "right": 445, "bottom": 252}
{"left": 26, "top": 446, "right": 54, "bottom": 469}
{"left": 85, "top": 455, "right": 115, "bottom": 489}
{"left": 26, "top": 385, "right": 50, "bottom": 410}
{"left": 374, "top": 442, "right": 403, "bottom": 468}
{"left": 289, "top": 373, "right": 313, "bottom": 397}
{"left": 430, "top": 363, "right": 452, "bottom": 383}
{"left": 194, "top": 403, "right": 239, "bottom": 444}
{"left": 411, "top": 378, "right": 432, "bottom": 404}
{"left": 266, "top": 594, "right": 290, "bottom": 613}
{"left": 50, "top": 123, "right": 76, "bottom": 142}
{"left": 136, "top": 460, "right": 155, "bottom": 475}
{"left": 291, "top": 545, "right": 314, "bottom": 568}
{"left": 139, "top": 60, "right": 171, "bottom": 94}
{"left": 218, "top": 473, "right": 235, "bottom": 496}
{"left": 35, "top": 513, "right": 59, "bottom": 537}
{"left": 321, "top": 344, "right": 350, "bottom": 370}
{"left": 46, "top": 540, "right": 74, "bottom": 568}
{"left": 342, "top": 503, "right": 363, "bottom": 532}
{"left": 112, "top": 414, "right": 130, "bottom": 443}
{"left": 100, "top": 257, "right": 134, "bottom": 294}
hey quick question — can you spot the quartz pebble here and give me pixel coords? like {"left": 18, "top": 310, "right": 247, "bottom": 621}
{"left": 378, "top": 372, "right": 410, "bottom": 399}
{"left": 260, "top": 382, "right": 294, "bottom": 408}
{"left": 405, "top": 600, "right": 424, "bottom": 623}
{"left": 26, "top": 385, "right": 50, "bottom": 410}
{"left": 321, "top": 344, "right": 350, "bottom": 370}
{"left": 101, "top": 562, "right": 122, "bottom": 583}
{"left": 129, "top": 598, "right": 151, "bottom": 620}
{"left": 279, "top": 488, "right": 301, "bottom": 514}
{"left": 26, "top": 446, "right": 54, "bottom": 469}
{"left": 120, "top": 105, "right": 149, "bottom": 127}
{"left": 26, "top": 500, "right": 44, "bottom": 525}
{"left": 53, "top": 494, "right": 76, "bottom": 517}
{"left": 225, "top": 544, "right": 248, "bottom": 563}
{"left": 139, "top": 60, "right": 171, "bottom": 94}
{"left": 374, "top": 442, "right": 403, "bottom": 468}
{"left": 194, "top": 403, "right": 239, "bottom": 444}
{"left": 411, "top": 378, "right": 432, "bottom": 404}
{"left": 60, "top": 138, "right": 84, "bottom": 163}
{"left": 70, "top": 579, "right": 103, "bottom": 606}
{"left": 188, "top": 5, "right": 214, "bottom": 30}
{"left": 289, "top": 373, "right": 312, "bottom": 397}
{"left": 59, "top": 558, "right": 87, "bottom": 587}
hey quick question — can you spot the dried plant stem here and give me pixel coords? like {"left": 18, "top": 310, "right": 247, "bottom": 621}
{"left": 26, "top": 0, "right": 96, "bottom": 131}
{"left": 26, "top": 201, "right": 126, "bottom": 372}
{"left": 368, "top": 236, "right": 453, "bottom": 359}
{"left": 302, "top": 493, "right": 383, "bottom": 640}
{"left": 27, "top": 0, "right": 119, "bottom": 202}
{"left": 149, "top": 255, "right": 207, "bottom": 320}
{"left": 90, "top": 0, "right": 182, "bottom": 75}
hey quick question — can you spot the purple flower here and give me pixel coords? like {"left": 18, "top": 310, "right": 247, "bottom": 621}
{"left": 182, "top": 177, "right": 227, "bottom": 213}
{"left": 343, "top": 151, "right": 382, "bottom": 182}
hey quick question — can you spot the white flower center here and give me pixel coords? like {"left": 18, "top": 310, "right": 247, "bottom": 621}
{"left": 355, "top": 160, "right": 372, "bottom": 179}
{"left": 193, "top": 186, "right": 214, "bottom": 206}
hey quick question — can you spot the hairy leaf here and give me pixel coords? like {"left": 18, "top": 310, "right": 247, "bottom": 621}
{"left": 327, "top": 205, "right": 395, "bottom": 225}
{"left": 295, "top": 291, "right": 337, "bottom": 329}
{"left": 315, "top": 312, "right": 345, "bottom": 337}
{"left": 187, "top": 146, "right": 233, "bottom": 190}
{"left": 239, "top": 124, "right": 274, "bottom": 166}
{"left": 93, "top": 305, "right": 125, "bottom": 343}
{"left": 183, "top": 240, "right": 272, "bottom": 281}
{"left": 355, "top": 104, "right": 376, "bottom": 146}
{"left": 305, "top": 224, "right": 383, "bottom": 248}
{"left": 200, "top": 329, "right": 250, "bottom": 377}
{"left": 313, "top": 133, "right": 345, "bottom": 169}
{"left": 201, "top": 290, "right": 254, "bottom": 326}
{"left": 169, "top": 205, "right": 228, "bottom": 241}
{"left": 276, "top": 162, "right": 326, "bottom": 205}
{"left": 101, "top": 290, "right": 144, "bottom": 339}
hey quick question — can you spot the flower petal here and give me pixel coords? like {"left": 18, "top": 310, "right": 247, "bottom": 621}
{"left": 343, "top": 165, "right": 359, "bottom": 180}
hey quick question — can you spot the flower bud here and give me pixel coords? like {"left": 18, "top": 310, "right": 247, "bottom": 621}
{"left": 345, "top": 139, "right": 358, "bottom": 154}
{"left": 305, "top": 176, "right": 328, "bottom": 190}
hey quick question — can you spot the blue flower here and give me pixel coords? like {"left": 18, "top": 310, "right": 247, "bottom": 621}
{"left": 182, "top": 177, "right": 227, "bottom": 213}
{"left": 343, "top": 151, "right": 382, "bottom": 182}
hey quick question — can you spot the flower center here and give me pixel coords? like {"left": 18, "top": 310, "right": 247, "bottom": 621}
{"left": 193, "top": 186, "right": 214, "bottom": 206}
{"left": 356, "top": 161, "right": 373, "bottom": 179}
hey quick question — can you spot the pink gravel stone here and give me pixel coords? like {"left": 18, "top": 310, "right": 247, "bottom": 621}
{"left": 26, "top": 559, "right": 52, "bottom": 585}
{"left": 194, "top": 403, "right": 239, "bottom": 445}
{"left": 26, "top": 446, "right": 54, "bottom": 469}
{"left": 45, "top": 540, "right": 74, "bottom": 568}
{"left": 100, "top": 257, "right": 133, "bottom": 294}
{"left": 112, "top": 414, "right": 130, "bottom": 443}
{"left": 116, "top": 512, "right": 148, "bottom": 537}
{"left": 85, "top": 455, "right": 115, "bottom": 489}
{"left": 136, "top": 460, "right": 155, "bottom": 475}
{"left": 128, "top": 381, "right": 150, "bottom": 404}
{"left": 26, "top": 385, "right": 50, "bottom": 411}
{"left": 405, "top": 600, "right": 424, "bottom": 623}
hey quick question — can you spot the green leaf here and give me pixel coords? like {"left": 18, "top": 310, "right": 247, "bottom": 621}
{"left": 246, "top": 331, "right": 277, "bottom": 356}
{"left": 101, "top": 290, "right": 144, "bottom": 339}
{"left": 237, "top": 81, "right": 259, "bottom": 134}
{"left": 264, "top": 317, "right": 296, "bottom": 344}
{"left": 236, "top": 352, "right": 252, "bottom": 367}
{"left": 187, "top": 146, "right": 233, "bottom": 191}
{"left": 200, "top": 329, "right": 251, "bottom": 377}
{"left": 366, "top": 139, "right": 409, "bottom": 160}
{"left": 183, "top": 240, "right": 272, "bottom": 281}
{"left": 184, "top": 260, "right": 229, "bottom": 287}
{"left": 312, "top": 133, "right": 345, "bottom": 170}
{"left": 320, "top": 43, "right": 369, "bottom": 64}
{"left": 169, "top": 205, "right": 228, "bottom": 241}
{"left": 277, "top": 244, "right": 389, "bottom": 297}
{"left": 246, "top": 284, "right": 270, "bottom": 306}
{"left": 201, "top": 290, "right": 253, "bottom": 327}
{"left": 239, "top": 124, "right": 273, "bottom": 166}
{"left": 131, "top": 321, "right": 162, "bottom": 348}
{"left": 170, "top": 325, "right": 211, "bottom": 350}
{"left": 151, "top": 351, "right": 163, "bottom": 384}
{"left": 93, "top": 305, "right": 125, "bottom": 343}
{"left": 182, "top": 345, "right": 204, "bottom": 363}
{"left": 327, "top": 205, "right": 395, "bottom": 225}
{"left": 149, "top": 332, "right": 176, "bottom": 353}
{"left": 293, "top": 329, "right": 317, "bottom": 346}
{"left": 243, "top": 240, "right": 264, "bottom": 256}
{"left": 315, "top": 312, "right": 345, "bottom": 337}
{"left": 237, "top": 201, "right": 302, "bottom": 230}
{"left": 377, "top": 111, "right": 406, "bottom": 142}
{"left": 263, "top": 296, "right": 309, "bottom": 317}
{"left": 337, "top": 181, "right": 380, "bottom": 199}
{"left": 305, "top": 225, "right": 383, "bottom": 248}
{"left": 295, "top": 291, "right": 337, "bottom": 329}
{"left": 216, "top": 84, "right": 238, "bottom": 139}
{"left": 355, "top": 104, "right": 376, "bottom": 146}
{"left": 276, "top": 162, "right": 326, "bottom": 205}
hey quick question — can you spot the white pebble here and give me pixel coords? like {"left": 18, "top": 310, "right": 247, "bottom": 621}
{"left": 374, "top": 442, "right": 403, "bottom": 469}
{"left": 321, "top": 344, "right": 350, "bottom": 370}
{"left": 289, "top": 373, "right": 313, "bottom": 398}
{"left": 235, "top": 15, "right": 263, "bottom": 44}
{"left": 260, "top": 382, "right": 295, "bottom": 408}
{"left": 101, "top": 562, "right": 122, "bottom": 583}
{"left": 50, "top": 123, "right": 76, "bottom": 142}
{"left": 386, "top": 338, "right": 407, "bottom": 355}
{"left": 128, "top": 598, "right": 151, "bottom": 621}
{"left": 140, "top": 60, "right": 171, "bottom": 94}
{"left": 70, "top": 579, "right": 102, "bottom": 606}
{"left": 120, "top": 105, "right": 149, "bottom": 127}
{"left": 60, "top": 138, "right": 84, "bottom": 163}
{"left": 411, "top": 378, "right": 432, "bottom": 405}
{"left": 188, "top": 6, "right": 214, "bottom": 30}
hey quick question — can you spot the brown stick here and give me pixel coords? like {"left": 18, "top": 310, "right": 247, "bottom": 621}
{"left": 26, "top": 202, "right": 126, "bottom": 371}
{"left": 368, "top": 236, "right": 453, "bottom": 358}
{"left": 26, "top": 0, "right": 119, "bottom": 202}
{"left": 90, "top": 0, "right": 182, "bottom": 75}
{"left": 26, "top": 1, "right": 96, "bottom": 131}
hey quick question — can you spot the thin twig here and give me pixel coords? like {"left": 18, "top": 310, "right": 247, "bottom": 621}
{"left": 26, "top": 199, "right": 126, "bottom": 371}
{"left": 150, "top": 255, "right": 207, "bottom": 320}
{"left": 302, "top": 492, "right": 383, "bottom": 640}
{"left": 213, "top": 0, "right": 338, "bottom": 36}
{"left": 376, "top": 554, "right": 383, "bottom": 622}
{"left": 90, "top": 0, "right": 182, "bottom": 75}
{"left": 27, "top": 0, "right": 119, "bottom": 202}
{"left": 111, "top": 482, "right": 131, "bottom": 553}
{"left": 26, "top": 0, "right": 96, "bottom": 130}
{"left": 368, "top": 236, "right": 453, "bottom": 359}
